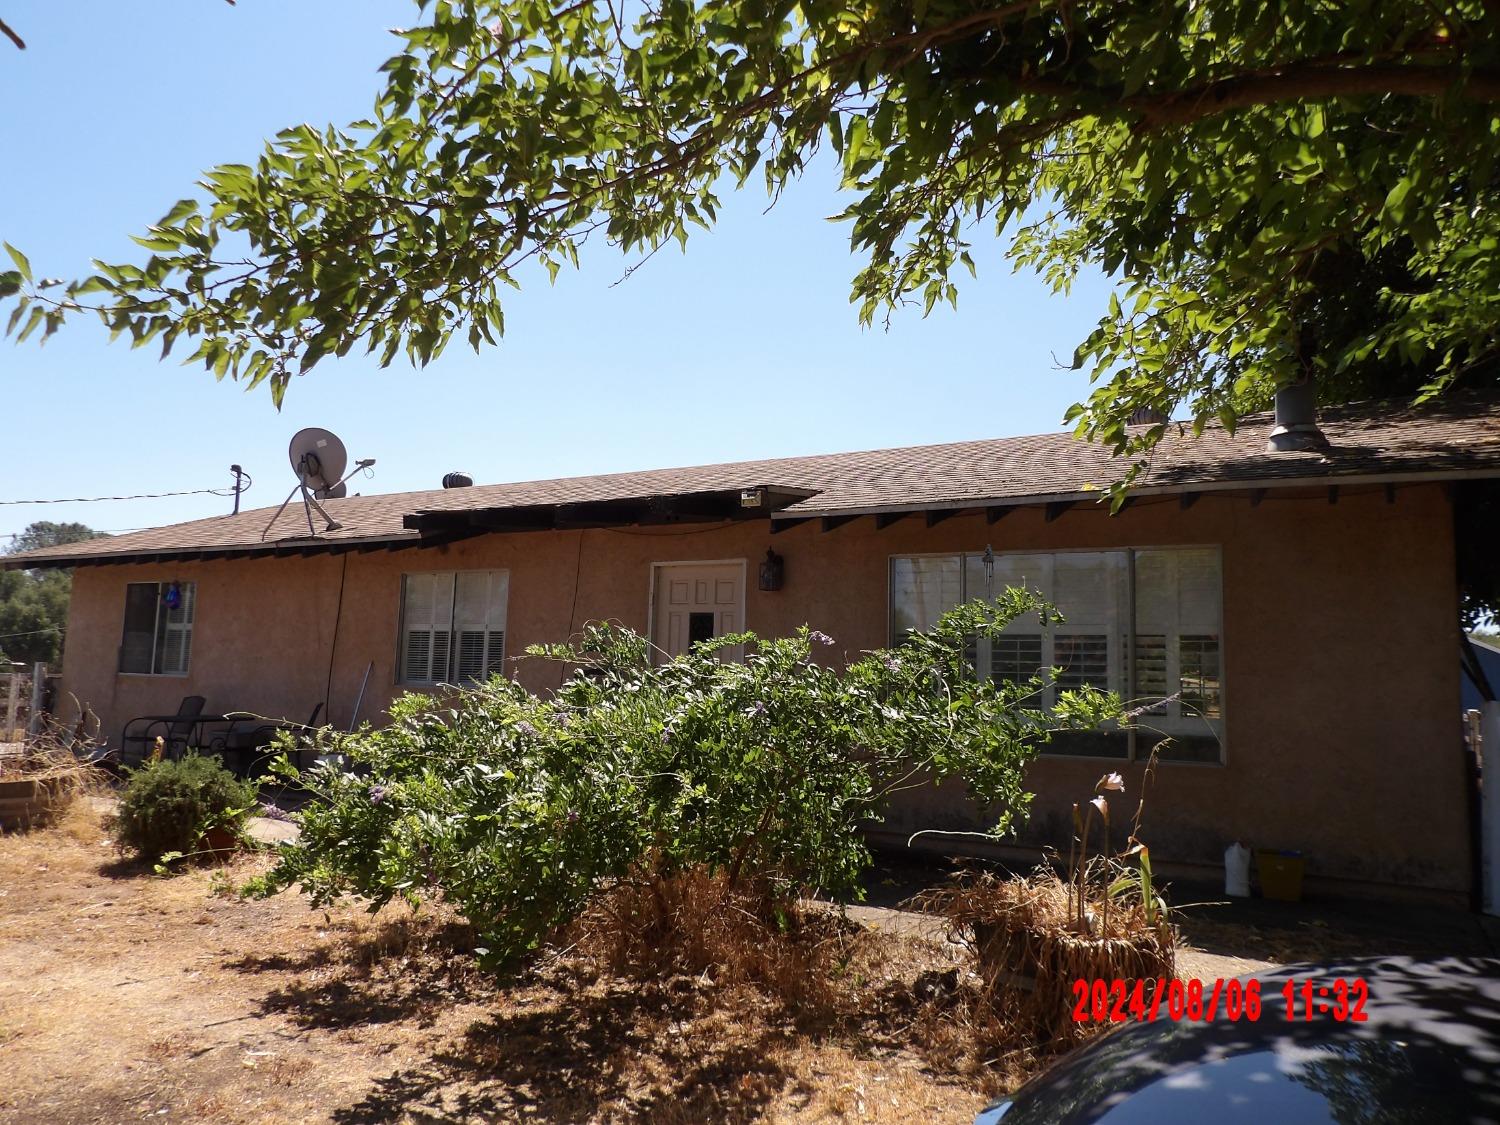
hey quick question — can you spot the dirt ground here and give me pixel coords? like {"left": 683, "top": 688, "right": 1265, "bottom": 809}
{"left": 0, "top": 809, "right": 992, "bottom": 1125}
{"left": 4, "top": 807, "right": 1488, "bottom": 1125}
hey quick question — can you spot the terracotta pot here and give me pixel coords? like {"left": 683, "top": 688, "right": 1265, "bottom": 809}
{"left": 197, "top": 824, "right": 239, "bottom": 857}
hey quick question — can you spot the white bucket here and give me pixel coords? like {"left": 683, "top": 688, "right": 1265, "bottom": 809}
{"left": 1224, "top": 842, "right": 1252, "bottom": 897}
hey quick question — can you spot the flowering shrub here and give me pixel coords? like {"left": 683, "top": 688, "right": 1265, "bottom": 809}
{"left": 115, "top": 753, "right": 259, "bottom": 862}
{"left": 249, "top": 591, "right": 1117, "bottom": 970}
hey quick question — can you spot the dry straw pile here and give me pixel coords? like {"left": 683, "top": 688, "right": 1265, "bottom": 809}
{"left": 927, "top": 868, "right": 1175, "bottom": 1051}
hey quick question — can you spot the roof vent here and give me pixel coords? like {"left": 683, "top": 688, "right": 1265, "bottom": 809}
{"left": 1266, "top": 375, "right": 1329, "bottom": 453}
{"left": 442, "top": 472, "right": 474, "bottom": 489}
{"left": 1128, "top": 406, "right": 1169, "bottom": 426}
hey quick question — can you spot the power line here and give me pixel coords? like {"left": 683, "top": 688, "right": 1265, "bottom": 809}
{"left": 0, "top": 486, "right": 239, "bottom": 506}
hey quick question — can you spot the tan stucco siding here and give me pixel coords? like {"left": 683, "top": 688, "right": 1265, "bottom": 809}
{"left": 58, "top": 484, "right": 1466, "bottom": 892}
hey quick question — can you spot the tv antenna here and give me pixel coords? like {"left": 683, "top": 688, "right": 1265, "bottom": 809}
{"left": 261, "top": 428, "right": 375, "bottom": 540}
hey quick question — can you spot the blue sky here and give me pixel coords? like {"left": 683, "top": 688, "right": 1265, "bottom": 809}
{"left": 0, "top": 0, "right": 1112, "bottom": 546}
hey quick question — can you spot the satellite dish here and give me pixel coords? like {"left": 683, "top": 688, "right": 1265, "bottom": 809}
{"left": 262, "top": 428, "right": 375, "bottom": 541}
{"left": 289, "top": 428, "right": 348, "bottom": 493}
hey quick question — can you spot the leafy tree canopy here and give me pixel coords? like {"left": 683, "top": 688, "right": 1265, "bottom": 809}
{"left": 8, "top": 522, "right": 104, "bottom": 556}
{"left": 2, "top": 0, "right": 1497, "bottom": 464}
{"left": 0, "top": 523, "right": 108, "bottom": 666}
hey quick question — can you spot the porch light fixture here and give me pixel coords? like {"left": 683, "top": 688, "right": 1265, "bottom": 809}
{"left": 982, "top": 545, "right": 995, "bottom": 601}
{"left": 759, "top": 548, "right": 784, "bottom": 592}
{"left": 740, "top": 487, "right": 767, "bottom": 509}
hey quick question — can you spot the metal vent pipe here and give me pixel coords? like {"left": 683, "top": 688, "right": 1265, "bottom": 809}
{"left": 1266, "top": 374, "right": 1329, "bottom": 452}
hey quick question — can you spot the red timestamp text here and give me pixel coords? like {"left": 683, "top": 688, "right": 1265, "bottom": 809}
{"left": 1071, "top": 977, "right": 1370, "bottom": 1024}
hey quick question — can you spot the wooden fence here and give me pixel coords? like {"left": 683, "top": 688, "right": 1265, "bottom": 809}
{"left": 1, "top": 663, "right": 58, "bottom": 744}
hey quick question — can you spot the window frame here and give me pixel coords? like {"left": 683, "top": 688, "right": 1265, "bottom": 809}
{"left": 887, "top": 545, "right": 1226, "bottom": 765}
{"left": 117, "top": 580, "right": 196, "bottom": 677}
{"left": 395, "top": 569, "right": 510, "bottom": 686}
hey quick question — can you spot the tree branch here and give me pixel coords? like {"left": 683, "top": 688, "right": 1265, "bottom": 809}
{"left": 1130, "top": 63, "right": 1500, "bottom": 128}
{"left": 0, "top": 17, "right": 25, "bottom": 49}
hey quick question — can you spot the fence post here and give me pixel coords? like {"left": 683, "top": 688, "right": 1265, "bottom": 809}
{"left": 26, "top": 662, "right": 47, "bottom": 738}
{"left": 4, "top": 669, "right": 18, "bottom": 741}
{"left": 1484, "top": 702, "right": 1500, "bottom": 916}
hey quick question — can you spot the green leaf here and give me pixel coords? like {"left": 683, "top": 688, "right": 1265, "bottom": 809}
{"left": 4, "top": 243, "right": 32, "bottom": 282}
{"left": 158, "top": 199, "right": 199, "bottom": 226}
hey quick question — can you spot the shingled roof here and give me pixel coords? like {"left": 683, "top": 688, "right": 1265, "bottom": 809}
{"left": 9, "top": 393, "right": 1500, "bottom": 568}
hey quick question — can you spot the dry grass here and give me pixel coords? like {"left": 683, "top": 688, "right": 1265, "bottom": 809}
{"left": 0, "top": 826, "right": 988, "bottom": 1123}
{"left": 917, "top": 867, "right": 1176, "bottom": 1083}
{"left": 0, "top": 728, "right": 112, "bottom": 835}
{"left": 566, "top": 866, "right": 863, "bottom": 1016}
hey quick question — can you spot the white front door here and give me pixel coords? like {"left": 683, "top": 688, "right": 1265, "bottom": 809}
{"left": 652, "top": 561, "right": 745, "bottom": 662}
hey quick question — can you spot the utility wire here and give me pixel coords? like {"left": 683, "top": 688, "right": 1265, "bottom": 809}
{"left": 0, "top": 485, "right": 240, "bottom": 506}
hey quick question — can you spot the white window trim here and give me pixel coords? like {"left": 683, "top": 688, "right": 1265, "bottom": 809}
{"left": 886, "top": 545, "right": 1226, "bottom": 765}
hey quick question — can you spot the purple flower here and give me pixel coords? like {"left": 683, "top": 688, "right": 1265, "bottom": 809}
{"left": 258, "top": 801, "right": 292, "bottom": 823}
{"left": 368, "top": 784, "right": 389, "bottom": 806}
{"left": 883, "top": 654, "right": 902, "bottom": 672}
{"left": 751, "top": 700, "right": 767, "bottom": 717}
{"left": 565, "top": 809, "right": 580, "bottom": 824}
{"left": 515, "top": 720, "right": 538, "bottom": 738}
{"left": 809, "top": 630, "right": 835, "bottom": 646}
{"left": 660, "top": 726, "right": 674, "bottom": 744}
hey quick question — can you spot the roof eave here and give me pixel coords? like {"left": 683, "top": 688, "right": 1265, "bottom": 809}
{"left": 9, "top": 464, "right": 1499, "bottom": 569}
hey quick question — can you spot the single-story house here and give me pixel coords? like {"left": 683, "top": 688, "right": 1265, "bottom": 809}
{"left": 10, "top": 394, "right": 1499, "bottom": 902}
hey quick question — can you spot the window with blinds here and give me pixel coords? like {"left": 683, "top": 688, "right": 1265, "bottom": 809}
{"left": 398, "top": 570, "right": 508, "bottom": 685}
{"left": 1132, "top": 548, "right": 1224, "bottom": 762}
{"left": 119, "top": 581, "right": 196, "bottom": 675}
{"left": 889, "top": 547, "right": 1223, "bottom": 762}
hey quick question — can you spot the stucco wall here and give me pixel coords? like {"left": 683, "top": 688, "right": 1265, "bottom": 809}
{"left": 58, "top": 484, "right": 1467, "bottom": 894}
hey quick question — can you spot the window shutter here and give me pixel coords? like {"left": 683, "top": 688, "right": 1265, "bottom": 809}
{"left": 400, "top": 573, "right": 455, "bottom": 683}
{"left": 154, "top": 582, "right": 195, "bottom": 674}
{"left": 403, "top": 630, "right": 433, "bottom": 683}
{"left": 454, "top": 571, "right": 508, "bottom": 682}
{"left": 402, "top": 571, "right": 507, "bottom": 684}
{"left": 1133, "top": 548, "right": 1223, "bottom": 728}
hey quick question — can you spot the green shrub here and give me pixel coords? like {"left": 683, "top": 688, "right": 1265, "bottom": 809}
{"left": 114, "top": 754, "right": 259, "bottom": 862}
{"left": 251, "top": 593, "right": 1118, "bottom": 971}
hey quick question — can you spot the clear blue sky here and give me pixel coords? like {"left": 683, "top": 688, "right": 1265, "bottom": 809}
{"left": 0, "top": 0, "right": 1112, "bottom": 545}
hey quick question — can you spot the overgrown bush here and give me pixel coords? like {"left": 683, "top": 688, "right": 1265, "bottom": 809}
{"left": 252, "top": 593, "right": 1117, "bottom": 971}
{"left": 114, "top": 753, "right": 259, "bottom": 862}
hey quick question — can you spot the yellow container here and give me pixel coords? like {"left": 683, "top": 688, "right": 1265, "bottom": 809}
{"left": 1255, "top": 849, "right": 1306, "bottom": 902}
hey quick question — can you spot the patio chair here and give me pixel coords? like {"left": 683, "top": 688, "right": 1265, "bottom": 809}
{"left": 118, "top": 695, "right": 208, "bottom": 767}
{"left": 211, "top": 703, "right": 325, "bottom": 778}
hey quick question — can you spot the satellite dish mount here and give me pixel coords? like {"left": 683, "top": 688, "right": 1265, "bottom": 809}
{"left": 261, "top": 428, "right": 375, "bottom": 540}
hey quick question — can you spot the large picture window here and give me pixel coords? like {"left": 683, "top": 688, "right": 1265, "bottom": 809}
{"left": 119, "top": 581, "right": 195, "bottom": 675}
{"left": 398, "top": 570, "right": 509, "bottom": 684}
{"left": 890, "top": 547, "right": 1224, "bottom": 762}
